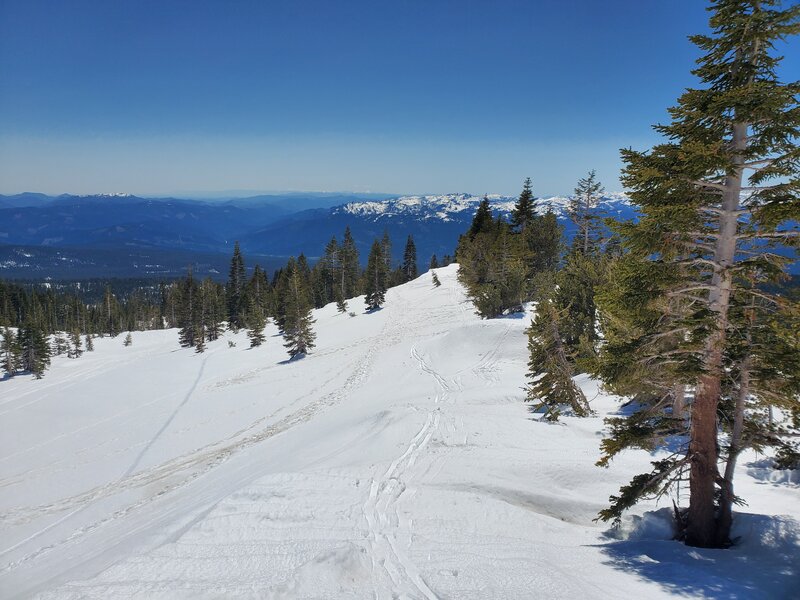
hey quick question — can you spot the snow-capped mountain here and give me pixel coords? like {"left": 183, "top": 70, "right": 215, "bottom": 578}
{"left": 1, "top": 191, "right": 637, "bottom": 279}
{"left": 334, "top": 192, "right": 632, "bottom": 222}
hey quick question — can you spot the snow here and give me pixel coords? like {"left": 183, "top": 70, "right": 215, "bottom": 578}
{"left": 335, "top": 192, "right": 631, "bottom": 222}
{"left": 1, "top": 265, "right": 798, "bottom": 599}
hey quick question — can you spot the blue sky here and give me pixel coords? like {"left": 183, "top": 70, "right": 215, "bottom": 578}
{"left": 0, "top": 0, "right": 797, "bottom": 197}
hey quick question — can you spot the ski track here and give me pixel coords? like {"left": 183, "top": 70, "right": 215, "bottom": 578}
{"left": 360, "top": 345, "right": 447, "bottom": 600}
{"left": 0, "top": 287, "right": 426, "bottom": 578}
{"left": 122, "top": 349, "right": 211, "bottom": 478}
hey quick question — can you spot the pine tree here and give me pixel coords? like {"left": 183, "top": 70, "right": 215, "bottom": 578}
{"left": 123, "top": 332, "right": 132, "bottom": 347}
{"left": 381, "top": 230, "right": 393, "bottom": 276}
{"left": 524, "top": 210, "right": 562, "bottom": 275}
{"left": 52, "top": 333, "right": 68, "bottom": 356}
{"left": 85, "top": 334, "right": 94, "bottom": 352}
{"left": 248, "top": 310, "right": 267, "bottom": 347}
{"left": 457, "top": 217, "right": 527, "bottom": 318}
{"left": 402, "top": 235, "right": 418, "bottom": 282}
{"left": 19, "top": 323, "right": 50, "bottom": 378}
{"left": 432, "top": 272, "right": 441, "bottom": 287}
{"left": 525, "top": 298, "right": 589, "bottom": 421}
{"left": 341, "top": 227, "right": 361, "bottom": 299}
{"left": 364, "top": 239, "right": 388, "bottom": 311}
{"left": 569, "top": 170, "right": 605, "bottom": 255}
{"left": 68, "top": 329, "right": 83, "bottom": 358}
{"left": 429, "top": 254, "right": 439, "bottom": 270}
{"left": 178, "top": 267, "right": 199, "bottom": 348}
{"left": 598, "top": 0, "right": 800, "bottom": 548}
{"left": 282, "top": 260, "right": 316, "bottom": 358}
{"left": 226, "top": 241, "right": 247, "bottom": 330}
{"left": 1, "top": 326, "right": 20, "bottom": 377}
{"left": 466, "top": 196, "right": 495, "bottom": 239}
{"left": 511, "top": 177, "right": 536, "bottom": 232}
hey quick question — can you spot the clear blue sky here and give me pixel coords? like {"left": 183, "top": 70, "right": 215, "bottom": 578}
{"left": 0, "top": 0, "right": 797, "bottom": 197}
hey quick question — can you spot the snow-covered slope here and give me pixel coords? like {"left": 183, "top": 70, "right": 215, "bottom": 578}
{"left": 1, "top": 266, "right": 797, "bottom": 599}
{"left": 335, "top": 192, "right": 632, "bottom": 222}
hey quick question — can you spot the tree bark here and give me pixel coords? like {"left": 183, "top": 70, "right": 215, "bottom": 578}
{"left": 717, "top": 351, "right": 750, "bottom": 546}
{"left": 686, "top": 120, "right": 747, "bottom": 548}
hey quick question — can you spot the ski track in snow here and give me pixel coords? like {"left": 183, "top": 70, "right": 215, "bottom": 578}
{"left": 0, "top": 277, "right": 439, "bottom": 590}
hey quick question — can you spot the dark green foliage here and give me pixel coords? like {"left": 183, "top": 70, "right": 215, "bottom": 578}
{"left": 466, "top": 196, "right": 495, "bottom": 239}
{"left": 429, "top": 254, "right": 439, "bottom": 269}
{"left": 402, "top": 235, "right": 418, "bottom": 281}
{"left": 364, "top": 240, "right": 388, "bottom": 311}
{"left": 594, "top": 0, "right": 800, "bottom": 547}
{"left": 523, "top": 211, "right": 562, "bottom": 274}
{"left": 597, "top": 458, "right": 689, "bottom": 527}
{"left": 525, "top": 299, "right": 589, "bottom": 421}
{"left": 68, "top": 330, "right": 82, "bottom": 358}
{"left": 19, "top": 322, "right": 50, "bottom": 378}
{"left": 281, "top": 259, "right": 316, "bottom": 358}
{"left": 554, "top": 251, "right": 609, "bottom": 363}
{"left": 511, "top": 177, "right": 535, "bottom": 232}
{"left": 85, "top": 334, "right": 94, "bottom": 352}
{"left": 341, "top": 227, "right": 361, "bottom": 300}
{"left": 1, "top": 326, "right": 20, "bottom": 377}
{"left": 457, "top": 218, "right": 528, "bottom": 318}
{"left": 248, "top": 311, "right": 266, "bottom": 347}
{"left": 432, "top": 272, "right": 441, "bottom": 287}
{"left": 226, "top": 241, "right": 247, "bottom": 330}
{"left": 178, "top": 268, "right": 200, "bottom": 349}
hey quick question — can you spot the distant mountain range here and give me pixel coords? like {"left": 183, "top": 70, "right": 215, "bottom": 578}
{"left": 0, "top": 191, "right": 639, "bottom": 279}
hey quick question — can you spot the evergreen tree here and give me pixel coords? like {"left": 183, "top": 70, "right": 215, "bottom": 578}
{"left": 19, "top": 323, "right": 50, "bottom": 378}
{"left": 281, "top": 260, "right": 316, "bottom": 358}
{"left": 596, "top": 0, "right": 800, "bottom": 548}
{"left": 429, "top": 254, "right": 439, "bottom": 270}
{"left": 511, "top": 177, "right": 536, "bottom": 232}
{"left": 226, "top": 241, "right": 247, "bottom": 330}
{"left": 68, "top": 329, "right": 83, "bottom": 358}
{"left": 364, "top": 240, "right": 388, "bottom": 311}
{"left": 381, "top": 230, "right": 393, "bottom": 275}
{"left": 199, "top": 277, "right": 225, "bottom": 342}
{"left": 341, "top": 227, "right": 361, "bottom": 299}
{"left": 402, "top": 235, "right": 418, "bottom": 281}
{"left": 524, "top": 210, "right": 562, "bottom": 275}
{"left": 526, "top": 298, "right": 590, "bottom": 421}
{"left": 457, "top": 217, "right": 527, "bottom": 318}
{"left": 569, "top": 170, "right": 605, "bottom": 255}
{"left": 102, "top": 286, "right": 122, "bottom": 336}
{"left": 178, "top": 267, "right": 199, "bottom": 348}
{"left": 1, "top": 326, "right": 20, "bottom": 377}
{"left": 123, "top": 332, "right": 132, "bottom": 346}
{"left": 432, "top": 272, "right": 442, "bottom": 287}
{"left": 85, "top": 334, "right": 94, "bottom": 352}
{"left": 52, "top": 333, "right": 68, "bottom": 356}
{"left": 248, "top": 310, "right": 267, "bottom": 347}
{"left": 466, "top": 195, "right": 495, "bottom": 239}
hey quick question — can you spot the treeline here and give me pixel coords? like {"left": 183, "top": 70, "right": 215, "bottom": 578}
{"left": 174, "top": 230, "right": 451, "bottom": 357}
{"left": 1, "top": 228, "right": 451, "bottom": 377}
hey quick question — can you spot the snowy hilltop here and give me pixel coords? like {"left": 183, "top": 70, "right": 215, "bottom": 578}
{"left": 1, "top": 265, "right": 797, "bottom": 598}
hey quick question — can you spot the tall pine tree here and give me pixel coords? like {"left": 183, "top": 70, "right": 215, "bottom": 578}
{"left": 402, "top": 235, "right": 418, "bottom": 282}
{"left": 364, "top": 239, "right": 388, "bottom": 311}
{"left": 597, "top": 0, "right": 800, "bottom": 548}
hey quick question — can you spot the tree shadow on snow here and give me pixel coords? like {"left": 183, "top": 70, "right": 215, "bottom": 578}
{"left": 597, "top": 509, "right": 800, "bottom": 598}
{"left": 278, "top": 353, "right": 307, "bottom": 365}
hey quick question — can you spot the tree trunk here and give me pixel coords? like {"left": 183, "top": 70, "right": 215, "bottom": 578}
{"left": 672, "top": 384, "right": 685, "bottom": 416}
{"left": 717, "top": 351, "right": 750, "bottom": 546}
{"left": 686, "top": 120, "right": 747, "bottom": 547}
